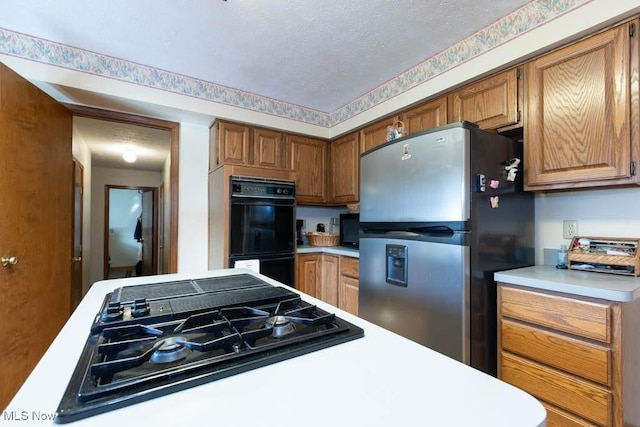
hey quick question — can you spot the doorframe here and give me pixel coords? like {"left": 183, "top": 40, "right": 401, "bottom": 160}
{"left": 67, "top": 105, "right": 179, "bottom": 273}
{"left": 72, "top": 158, "right": 84, "bottom": 310}
{"left": 104, "top": 186, "right": 158, "bottom": 278}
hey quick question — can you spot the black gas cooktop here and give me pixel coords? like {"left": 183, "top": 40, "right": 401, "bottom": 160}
{"left": 55, "top": 274, "right": 364, "bottom": 424}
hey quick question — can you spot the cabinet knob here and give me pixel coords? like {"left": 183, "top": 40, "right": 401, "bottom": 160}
{"left": 1, "top": 256, "right": 18, "bottom": 267}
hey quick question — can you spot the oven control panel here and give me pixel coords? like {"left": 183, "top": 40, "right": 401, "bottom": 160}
{"left": 230, "top": 176, "right": 295, "bottom": 199}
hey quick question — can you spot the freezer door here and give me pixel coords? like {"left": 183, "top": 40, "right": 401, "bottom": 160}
{"left": 360, "top": 125, "right": 470, "bottom": 223}
{"left": 359, "top": 236, "right": 470, "bottom": 363}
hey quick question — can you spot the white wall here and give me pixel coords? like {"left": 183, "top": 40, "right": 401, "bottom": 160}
{"left": 534, "top": 187, "right": 640, "bottom": 264}
{"left": 89, "top": 167, "right": 161, "bottom": 287}
{"left": 296, "top": 206, "right": 348, "bottom": 243}
{"left": 176, "top": 122, "right": 210, "bottom": 273}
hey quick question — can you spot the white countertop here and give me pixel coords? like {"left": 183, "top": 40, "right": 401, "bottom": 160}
{"left": 297, "top": 245, "right": 359, "bottom": 257}
{"left": 6, "top": 269, "right": 544, "bottom": 427}
{"left": 495, "top": 265, "right": 640, "bottom": 302}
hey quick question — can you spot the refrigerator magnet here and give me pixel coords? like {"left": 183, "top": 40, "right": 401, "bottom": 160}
{"left": 401, "top": 144, "right": 411, "bottom": 161}
{"left": 490, "top": 196, "right": 499, "bottom": 208}
{"left": 505, "top": 158, "right": 520, "bottom": 181}
{"left": 489, "top": 180, "right": 500, "bottom": 189}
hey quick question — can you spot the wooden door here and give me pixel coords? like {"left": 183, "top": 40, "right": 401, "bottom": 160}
{"left": 448, "top": 68, "right": 520, "bottom": 130}
{"left": 253, "top": 128, "right": 286, "bottom": 169}
{"left": 360, "top": 116, "right": 399, "bottom": 154}
{"left": 214, "top": 121, "right": 250, "bottom": 166}
{"left": 140, "top": 189, "right": 156, "bottom": 276}
{"left": 524, "top": 21, "right": 635, "bottom": 189}
{"left": 402, "top": 96, "right": 448, "bottom": 134}
{"left": 0, "top": 63, "right": 72, "bottom": 409}
{"left": 330, "top": 132, "right": 359, "bottom": 204}
{"left": 295, "top": 254, "right": 319, "bottom": 297}
{"left": 71, "top": 159, "right": 84, "bottom": 310}
{"left": 289, "top": 135, "right": 327, "bottom": 204}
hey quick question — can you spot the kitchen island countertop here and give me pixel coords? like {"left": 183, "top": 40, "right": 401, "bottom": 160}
{"left": 6, "top": 269, "right": 544, "bottom": 427}
{"left": 495, "top": 265, "right": 640, "bottom": 302}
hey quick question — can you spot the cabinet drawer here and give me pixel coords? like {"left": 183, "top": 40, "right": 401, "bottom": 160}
{"left": 543, "top": 402, "right": 598, "bottom": 427}
{"left": 501, "top": 352, "right": 611, "bottom": 426}
{"left": 501, "top": 319, "right": 611, "bottom": 386}
{"left": 500, "top": 286, "right": 612, "bottom": 343}
{"left": 340, "top": 256, "right": 359, "bottom": 278}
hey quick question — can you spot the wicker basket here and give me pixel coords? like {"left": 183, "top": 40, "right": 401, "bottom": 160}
{"left": 346, "top": 203, "right": 360, "bottom": 213}
{"left": 306, "top": 232, "right": 339, "bottom": 247}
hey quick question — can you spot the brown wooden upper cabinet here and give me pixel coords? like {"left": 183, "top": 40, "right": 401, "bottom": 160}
{"left": 210, "top": 120, "right": 250, "bottom": 169}
{"left": 289, "top": 135, "right": 328, "bottom": 205}
{"left": 359, "top": 116, "right": 400, "bottom": 154}
{"left": 448, "top": 67, "right": 521, "bottom": 131}
{"left": 253, "top": 128, "right": 288, "bottom": 169}
{"left": 210, "top": 120, "right": 290, "bottom": 171}
{"left": 401, "top": 96, "right": 448, "bottom": 135}
{"left": 330, "top": 132, "right": 359, "bottom": 204}
{"left": 524, "top": 19, "right": 639, "bottom": 190}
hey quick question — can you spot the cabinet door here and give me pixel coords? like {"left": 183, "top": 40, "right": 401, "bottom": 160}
{"left": 402, "top": 97, "right": 447, "bottom": 135}
{"left": 360, "top": 116, "right": 399, "bottom": 154}
{"left": 525, "top": 21, "right": 636, "bottom": 189}
{"left": 215, "top": 121, "right": 250, "bottom": 166}
{"left": 296, "top": 254, "right": 319, "bottom": 298}
{"left": 339, "top": 275, "right": 359, "bottom": 316}
{"left": 289, "top": 135, "right": 327, "bottom": 204}
{"left": 319, "top": 254, "right": 339, "bottom": 306}
{"left": 330, "top": 132, "right": 359, "bottom": 204}
{"left": 448, "top": 68, "right": 520, "bottom": 130}
{"left": 253, "top": 128, "right": 287, "bottom": 169}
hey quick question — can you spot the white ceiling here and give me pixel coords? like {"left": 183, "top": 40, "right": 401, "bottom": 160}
{"left": 1, "top": 0, "right": 532, "bottom": 112}
{"left": 73, "top": 117, "right": 171, "bottom": 171}
{"left": 0, "top": 0, "right": 561, "bottom": 169}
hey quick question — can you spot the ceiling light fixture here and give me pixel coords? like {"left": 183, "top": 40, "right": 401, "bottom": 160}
{"left": 123, "top": 151, "right": 137, "bottom": 163}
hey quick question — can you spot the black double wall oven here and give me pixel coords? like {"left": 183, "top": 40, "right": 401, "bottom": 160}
{"left": 228, "top": 176, "right": 296, "bottom": 287}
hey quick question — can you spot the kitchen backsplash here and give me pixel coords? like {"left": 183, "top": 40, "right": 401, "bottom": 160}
{"left": 535, "top": 186, "right": 640, "bottom": 264}
{"left": 296, "top": 205, "right": 347, "bottom": 244}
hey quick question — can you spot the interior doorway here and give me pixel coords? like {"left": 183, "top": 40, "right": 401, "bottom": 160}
{"left": 104, "top": 186, "right": 158, "bottom": 279}
{"left": 68, "top": 105, "right": 180, "bottom": 279}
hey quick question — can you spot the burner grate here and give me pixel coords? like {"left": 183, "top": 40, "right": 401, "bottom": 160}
{"left": 55, "top": 280, "right": 364, "bottom": 424}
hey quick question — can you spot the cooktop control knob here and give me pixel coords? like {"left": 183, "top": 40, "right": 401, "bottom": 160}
{"left": 131, "top": 298, "right": 150, "bottom": 317}
{"left": 102, "top": 302, "right": 123, "bottom": 322}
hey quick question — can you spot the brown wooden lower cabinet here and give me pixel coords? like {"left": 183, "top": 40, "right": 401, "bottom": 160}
{"left": 296, "top": 253, "right": 359, "bottom": 316}
{"left": 497, "top": 284, "right": 640, "bottom": 427}
{"left": 339, "top": 256, "right": 359, "bottom": 316}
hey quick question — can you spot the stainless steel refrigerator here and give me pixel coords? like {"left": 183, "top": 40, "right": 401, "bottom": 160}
{"left": 358, "top": 121, "right": 534, "bottom": 376}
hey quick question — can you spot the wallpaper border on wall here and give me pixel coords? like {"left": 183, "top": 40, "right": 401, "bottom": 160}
{"left": 0, "top": 0, "right": 591, "bottom": 127}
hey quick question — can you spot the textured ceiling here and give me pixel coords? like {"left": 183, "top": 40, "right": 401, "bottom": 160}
{"left": 2, "top": 0, "right": 533, "bottom": 113}
{"left": 73, "top": 117, "right": 171, "bottom": 171}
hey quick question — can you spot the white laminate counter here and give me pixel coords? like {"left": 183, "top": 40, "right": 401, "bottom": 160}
{"left": 296, "top": 245, "right": 359, "bottom": 258}
{"left": 5, "top": 269, "right": 544, "bottom": 427}
{"left": 495, "top": 265, "right": 640, "bottom": 302}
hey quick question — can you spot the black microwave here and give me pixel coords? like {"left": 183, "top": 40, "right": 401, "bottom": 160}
{"left": 339, "top": 213, "right": 360, "bottom": 248}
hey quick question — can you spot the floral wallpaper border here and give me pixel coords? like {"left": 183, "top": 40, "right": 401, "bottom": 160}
{"left": 0, "top": 0, "right": 592, "bottom": 128}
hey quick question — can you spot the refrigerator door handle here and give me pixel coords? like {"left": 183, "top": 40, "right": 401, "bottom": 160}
{"left": 371, "top": 229, "right": 455, "bottom": 239}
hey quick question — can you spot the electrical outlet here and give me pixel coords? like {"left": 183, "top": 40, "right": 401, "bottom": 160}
{"left": 563, "top": 220, "right": 578, "bottom": 239}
